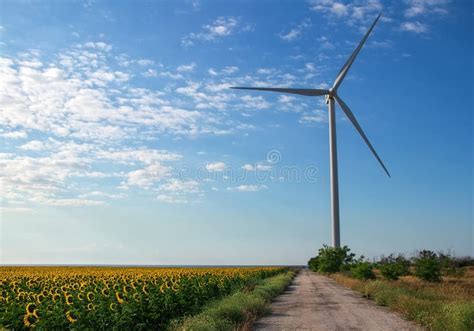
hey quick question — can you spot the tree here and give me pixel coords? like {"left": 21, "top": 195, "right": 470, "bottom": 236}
{"left": 378, "top": 254, "right": 410, "bottom": 280}
{"left": 308, "top": 245, "right": 355, "bottom": 274}
{"left": 413, "top": 250, "right": 442, "bottom": 282}
{"left": 351, "top": 260, "right": 376, "bottom": 280}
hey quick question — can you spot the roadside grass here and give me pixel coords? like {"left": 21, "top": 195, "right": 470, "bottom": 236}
{"left": 169, "top": 270, "right": 296, "bottom": 331}
{"left": 329, "top": 267, "right": 474, "bottom": 331}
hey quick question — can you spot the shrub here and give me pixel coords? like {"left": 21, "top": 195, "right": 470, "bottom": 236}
{"left": 308, "top": 256, "right": 319, "bottom": 272}
{"left": 413, "top": 250, "right": 442, "bottom": 282}
{"left": 379, "top": 254, "right": 410, "bottom": 280}
{"left": 437, "top": 252, "right": 467, "bottom": 277}
{"left": 351, "top": 261, "right": 376, "bottom": 280}
{"left": 452, "top": 256, "right": 474, "bottom": 268}
{"left": 309, "top": 245, "right": 355, "bottom": 274}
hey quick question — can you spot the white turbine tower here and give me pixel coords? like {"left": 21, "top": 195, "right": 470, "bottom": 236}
{"left": 231, "top": 14, "right": 390, "bottom": 248}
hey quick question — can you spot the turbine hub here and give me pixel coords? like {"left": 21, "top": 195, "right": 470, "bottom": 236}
{"left": 326, "top": 89, "right": 335, "bottom": 104}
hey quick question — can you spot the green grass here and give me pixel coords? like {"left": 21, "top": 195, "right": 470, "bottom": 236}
{"left": 330, "top": 269, "right": 474, "bottom": 331}
{"left": 169, "top": 270, "right": 296, "bottom": 331}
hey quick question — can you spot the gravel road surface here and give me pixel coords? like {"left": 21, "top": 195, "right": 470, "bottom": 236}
{"left": 253, "top": 269, "right": 422, "bottom": 331}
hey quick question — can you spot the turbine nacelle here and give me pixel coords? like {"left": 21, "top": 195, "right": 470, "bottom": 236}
{"left": 326, "top": 88, "right": 336, "bottom": 99}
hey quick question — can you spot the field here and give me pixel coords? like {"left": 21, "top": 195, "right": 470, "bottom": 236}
{"left": 330, "top": 267, "right": 474, "bottom": 330}
{"left": 0, "top": 266, "right": 286, "bottom": 330}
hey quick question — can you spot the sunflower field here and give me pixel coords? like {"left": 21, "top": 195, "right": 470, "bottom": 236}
{"left": 0, "top": 266, "right": 285, "bottom": 329}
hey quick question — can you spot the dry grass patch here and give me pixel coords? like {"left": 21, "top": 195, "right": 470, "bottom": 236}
{"left": 329, "top": 267, "right": 474, "bottom": 331}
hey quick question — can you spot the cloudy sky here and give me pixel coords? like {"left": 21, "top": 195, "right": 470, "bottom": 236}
{"left": 1, "top": 0, "right": 472, "bottom": 265}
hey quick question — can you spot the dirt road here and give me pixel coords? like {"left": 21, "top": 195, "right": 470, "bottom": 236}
{"left": 253, "top": 269, "right": 421, "bottom": 331}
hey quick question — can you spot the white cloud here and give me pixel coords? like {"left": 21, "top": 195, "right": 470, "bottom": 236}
{"left": 400, "top": 21, "right": 428, "bottom": 33}
{"left": 257, "top": 68, "right": 275, "bottom": 75}
{"left": 279, "top": 19, "right": 311, "bottom": 41}
{"left": 159, "top": 179, "right": 200, "bottom": 193}
{"left": 241, "top": 95, "right": 270, "bottom": 110}
{"left": 182, "top": 17, "right": 239, "bottom": 46}
{"left": 305, "top": 63, "right": 317, "bottom": 72}
{"left": 0, "top": 44, "right": 229, "bottom": 141}
{"left": 20, "top": 140, "right": 46, "bottom": 150}
{"left": 309, "top": 0, "right": 383, "bottom": 25}
{"left": 331, "top": 3, "right": 349, "bottom": 16}
{"left": 222, "top": 66, "right": 239, "bottom": 74}
{"left": 177, "top": 63, "right": 196, "bottom": 72}
{"left": 1, "top": 130, "right": 27, "bottom": 139}
{"left": 206, "top": 162, "right": 226, "bottom": 172}
{"left": 137, "top": 59, "right": 155, "bottom": 66}
{"left": 19, "top": 59, "right": 43, "bottom": 68}
{"left": 0, "top": 135, "right": 184, "bottom": 207}
{"left": 404, "top": 0, "right": 450, "bottom": 17}
{"left": 205, "top": 82, "right": 232, "bottom": 92}
{"left": 83, "top": 41, "right": 112, "bottom": 52}
{"left": 154, "top": 179, "right": 201, "bottom": 204}
{"left": 142, "top": 68, "right": 157, "bottom": 77}
{"left": 299, "top": 109, "right": 327, "bottom": 124}
{"left": 125, "top": 164, "right": 171, "bottom": 188}
{"left": 0, "top": 37, "right": 329, "bottom": 210}
{"left": 157, "top": 194, "right": 188, "bottom": 204}
{"left": 38, "top": 198, "right": 105, "bottom": 206}
{"left": 227, "top": 184, "right": 268, "bottom": 192}
{"left": 97, "top": 148, "right": 182, "bottom": 165}
{"left": 242, "top": 163, "right": 272, "bottom": 171}
{"left": 278, "top": 95, "right": 296, "bottom": 103}
{"left": 208, "top": 66, "right": 239, "bottom": 76}
{"left": 78, "top": 191, "right": 126, "bottom": 199}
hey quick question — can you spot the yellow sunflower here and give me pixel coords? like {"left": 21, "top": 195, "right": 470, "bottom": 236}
{"left": 109, "top": 302, "right": 117, "bottom": 311}
{"left": 101, "top": 288, "right": 110, "bottom": 297}
{"left": 23, "top": 314, "right": 38, "bottom": 328}
{"left": 26, "top": 303, "right": 36, "bottom": 314}
{"left": 36, "top": 294, "right": 44, "bottom": 304}
{"left": 65, "top": 294, "right": 73, "bottom": 305}
{"left": 86, "top": 292, "right": 95, "bottom": 301}
{"left": 115, "top": 291, "right": 124, "bottom": 304}
{"left": 87, "top": 303, "right": 95, "bottom": 311}
{"left": 123, "top": 285, "right": 131, "bottom": 294}
{"left": 65, "top": 310, "right": 78, "bottom": 324}
{"left": 159, "top": 283, "right": 167, "bottom": 293}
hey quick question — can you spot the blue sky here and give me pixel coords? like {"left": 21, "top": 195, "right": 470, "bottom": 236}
{"left": 0, "top": 0, "right": 472, "bottom": 265}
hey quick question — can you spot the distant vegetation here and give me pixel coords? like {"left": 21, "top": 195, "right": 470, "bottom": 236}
{"left": 308, "top": 246, "right": 474, "bottom": 330}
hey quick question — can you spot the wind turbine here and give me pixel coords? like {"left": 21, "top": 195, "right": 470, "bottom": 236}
{"left": 231, "top": 14, "right": 390, "bottom": 248}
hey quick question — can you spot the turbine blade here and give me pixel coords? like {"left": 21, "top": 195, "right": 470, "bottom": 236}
{"left": 230, "top": 87, "right": 329, "bottom": 96}
{"left": 334, "top": 95, "right": 391, "bottom": 177}
{"left": 332, "top": 13, "right": 382, "bottom": 91}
